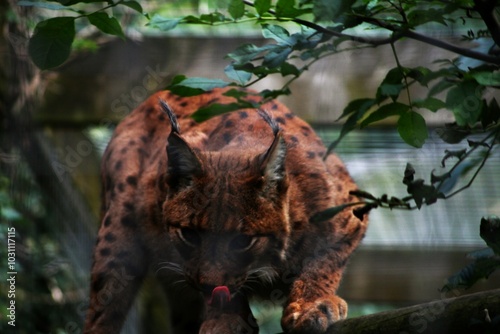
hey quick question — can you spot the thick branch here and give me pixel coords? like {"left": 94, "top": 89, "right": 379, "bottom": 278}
{"left": 326, "top": 289, "right": 500, "bottom": 334}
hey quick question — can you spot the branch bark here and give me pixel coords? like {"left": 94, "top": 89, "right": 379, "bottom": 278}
{"left": 327, "top": 289, "right": 500, "bottom": 334}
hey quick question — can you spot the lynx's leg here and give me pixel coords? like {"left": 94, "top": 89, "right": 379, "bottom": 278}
{"left": 282, "top": 155, "right": 368, "bottom": 333}
{"left": 84, "top": 208, "right": 148, "bottom": 334}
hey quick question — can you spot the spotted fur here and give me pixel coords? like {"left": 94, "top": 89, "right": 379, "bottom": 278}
{"left": 84, "top": 87, "right": 368, "bottom": 334}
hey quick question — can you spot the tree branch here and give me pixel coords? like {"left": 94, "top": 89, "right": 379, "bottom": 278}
{"left": 242, "top": 0, "right": 500, "bottom": 65}
{"left": 326, "top": 289, "right": 500, "bottom": 334}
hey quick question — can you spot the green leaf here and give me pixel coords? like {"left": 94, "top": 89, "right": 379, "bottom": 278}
{"left": 228, "top": 0, "right": 245, "bottom": 20}
{"left": 262, "top": 24, "right": 295, "bottom": 46}
{"left": 276, "top": 0, "right": 309, "bottom": 18}
{"left": 407, "top": 8, "right": 447, "bottom": 27}
{"left": 224, "top": 64, "right": 252, "bottom": 85}
{"left": 28, "top": 17, "right": 76, "bottom": 70}
{"left": 470, "top": 71, "right": 500, "bottom": 86}
{"left": 18, "top": 1, "right": 71, "bottom": 10}
{"left": 413, "top": 97, "right": 446, "bottom": 112}
{"left": 87, "top": 12, "right": 124, "bottom": 38}
{"left": 280, "top": 62, "right": 300, "bottom": 77}
{"left": 397, "top": 111, "right": 428, "bottom": 148}
{"left": 376, "top": 67, "right": 405, "bottom": 102}
{"left": 329, "top": 98, "right": 376, "bottom": 151}
{"left": 175, "top": 77, "right": 229, "bottom": 91}
{"left": 147, "top": 14, "right": 181, "bottom": 31}
{"left": 360, "top": 102, "right": 409, "bottom": 128}
{"left": 445, "top": 80, "right": 484, "bottom": 126}
{"left": 313, "top": 0, "right": 355, "bottom": 22}
{"left": 435, "top": 125, "right": 471, "bottom": 144}
{"left": 428, "top": 79, "right": 455, "bottom": 97}
{"left": 263, "top": 46, "right": 292, "bottom": 68}
{"left": 227, "top": 43, "right": 275, "bottom": 64}
{"left": 192, "top": 102, "right": 253, "bottom": 122}
{"left": 121, "top": 1, "right": 143, "bottom": 13}
{"left": 336, "top": 98, "right": 376, "bottom": 121}
{"left": 255, "top": 0, "right": 271, "bottom": 16}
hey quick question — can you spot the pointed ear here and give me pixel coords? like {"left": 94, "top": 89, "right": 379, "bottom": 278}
{"left": 260, "top": 132, "right": 287, "bottom": 189}
{"left": 166, "top": 133, "right": 202, "bottom": 190}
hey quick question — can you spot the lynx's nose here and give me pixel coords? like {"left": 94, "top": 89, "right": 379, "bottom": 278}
{"left": 208, "top": 285, "right": 231, "bottom": 309}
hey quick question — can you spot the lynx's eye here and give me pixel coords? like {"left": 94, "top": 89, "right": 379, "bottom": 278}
{"left": 229, "top": 234, "right": 256, "bottom": 252}
{"left": 177, "top": 227, "right": 201, "bottom": 247}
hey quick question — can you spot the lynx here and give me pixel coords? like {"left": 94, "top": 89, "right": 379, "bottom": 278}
{"left": 84, "top": 87, "right": 368, "bottom": 333}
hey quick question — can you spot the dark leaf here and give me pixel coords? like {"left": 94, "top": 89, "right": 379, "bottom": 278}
{"left": 376, "top": 67, "right": 405, "bottom": 102}
{"left": 360, "top": 102, "right": 409, "bottom": 128}
{"left": 227, "top": 43, "right": 276, "bottom": 64}
{"left": 353, "top": 203, "right": 376, "bottom": 220}
{"left": 280, "top": 62, "right": 300, "bottom": 77}
{"left": 87, "top": 12, "right": 125, "bottom": 38}
{"left": 192, "top": 102, "right": 253, "bottom": 122}
{"left": 482, "top": 98, "right": 500, "bottom": 128}
{"left": 445, "top": 80, "right": 484, "bottom": 126}
{"left": 121, "top": 1, "right": 143, "bottom": 13}
{"left": 402, "top": 163, "right": 415, "bottom": 185}
{"left": 276, "top": 0, "right": 309, "bottom": 18}
{"left": 28, "top": 17, "right": 76, "bottom": 70}
{"left": 224, "top": 64, "right": 252, "bottom": 85}
{"left": 263, "top": 46, "right": 292, "bottom": 68}
{"left": 310, "top": 203, "right": 353, "bottom": 224}
{"left": 148, "top": 14, "right": 181, "bottom": 31}
{"left": 441, "top": 258, "right": 500, "bottom": 292}
{"left": 255, "top": 0, "right": 272, "bottom": 16}
{"left": 262, "top": 24, "right": 296, "bottom": 46}
{"left": 441, "top": 148, "right": 466, "bottom": 168}
{"left": 480, "top": 216, "right": 500, "bottom": 255}
{"left": 430, "top": 170, "right": 451, "bottom": 184}
{"left": 349, "top": 189, "right": 376, "bottom": 200}
{"left": 470, "top": 71, "right": 500, "bottom": 86}
{"left": 313, "top": 0, "right": 356, "bottom": 23}
{"left": 435, "top": 124, "right": 471, "bottom": 144}
{"left": 413, "top": 97, "right": 446, "bottom": 112}
{"left": 397, "top": 111, "right": 428, "bottom": 148}
{"left": 228, "top": 0, "right": 245, "bottom": 20}
{"left": 407, "top": 8, "right": 447, "bottom": 27}
{"left": 329, "top": 99, "right": 376, "bottom": 150}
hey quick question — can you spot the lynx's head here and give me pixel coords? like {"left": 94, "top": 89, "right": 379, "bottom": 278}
{"left": 159, "top": 101, "right": 290, "bottom": 303}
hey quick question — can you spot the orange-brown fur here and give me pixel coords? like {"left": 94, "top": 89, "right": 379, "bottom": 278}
{"left": 84, "top": 88, "right": 368, "bottom": 333}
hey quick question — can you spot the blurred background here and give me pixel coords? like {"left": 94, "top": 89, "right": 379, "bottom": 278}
{"left": 1, "top": 1, "right": 499, "bottom": 333}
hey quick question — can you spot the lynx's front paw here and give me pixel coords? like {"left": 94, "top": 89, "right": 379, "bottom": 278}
{"left": 281, "top": 296, "right": 347, "bottom": 334}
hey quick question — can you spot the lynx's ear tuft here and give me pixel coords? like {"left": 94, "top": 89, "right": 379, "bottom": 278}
{"left": 258, "top": 110, "right": 287, "bottom": 188}
{"left": 159, "top": 99, "right": 181, "bottom": 134}
{"left": 160, "top": 100, "right": 202, "bottom": 190}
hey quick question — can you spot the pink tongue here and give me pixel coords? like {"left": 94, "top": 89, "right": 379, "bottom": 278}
{"left": 208, "top": 285, "right": 231, "bottom": 308}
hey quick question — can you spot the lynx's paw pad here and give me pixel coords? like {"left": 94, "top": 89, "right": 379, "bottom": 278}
{"left": 282, "top": 296, "right": 347, "bottom": 333}
{"left": 199, "top": 314, "right": 258, "bottom": 334}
